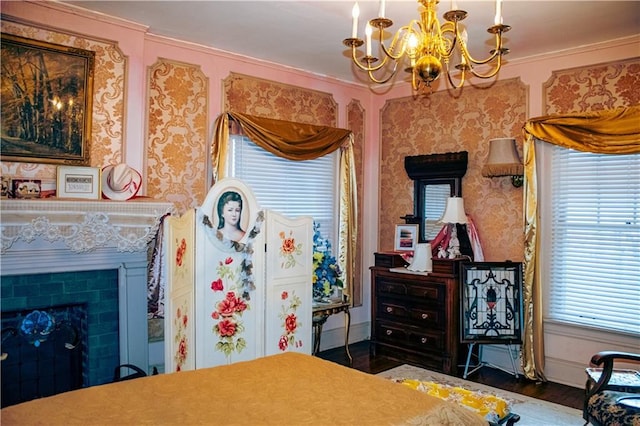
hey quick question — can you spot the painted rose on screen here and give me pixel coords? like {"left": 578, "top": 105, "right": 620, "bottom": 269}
{"left": 279, "top": 230, "right": 303, "bottom": 269}
{"left": 278, "top": 290, "right": 303, "bottom": 351}
{"left": 173, "top": 305, "right": 189, "bottom": 372}
{"left": 175, "top": 238, "right": 187, "bottom": 267}
{"left": 210, "top": 257, "right": 250, "bottom": 358}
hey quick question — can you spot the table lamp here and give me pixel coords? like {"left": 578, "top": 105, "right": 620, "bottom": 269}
{"left": 439, "top": 196, "right": 473, "bottom": 260}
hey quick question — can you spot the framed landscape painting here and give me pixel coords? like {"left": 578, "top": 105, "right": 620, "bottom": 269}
{"left": 0, "top": 33, "right": 95, "bottom": 165}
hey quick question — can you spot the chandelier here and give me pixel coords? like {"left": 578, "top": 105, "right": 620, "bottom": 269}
{"left": 343, "top": 0, "right": 510, "bottom": 92}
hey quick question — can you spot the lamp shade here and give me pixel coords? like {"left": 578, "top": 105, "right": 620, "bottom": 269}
{"left": 482, "top": 138, "right": 524, "bottom": 177}
{"left": 407, "top": 243, "right": 433, "bottom": 272}
{"left": 439, "top": 197, "right": 468, "bottom": 224}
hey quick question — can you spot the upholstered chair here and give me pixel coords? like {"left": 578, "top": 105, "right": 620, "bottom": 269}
{"left": 583, "top": 351, "right": 640, "bottom": 426}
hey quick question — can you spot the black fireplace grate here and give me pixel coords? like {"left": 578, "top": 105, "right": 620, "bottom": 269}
{"left": 1, "top": 303, "right": 86, "bottom": 408}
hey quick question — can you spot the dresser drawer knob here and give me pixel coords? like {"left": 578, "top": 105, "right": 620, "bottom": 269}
{"left": 421, "top": 313, "right": 429, "bottom": 319}
{"left": 386, "top": 307, "right": 393, "bottom": 313}
{"left": 386, "top": 330, "right": 393, "bottom": 336}
{"left": 421, "top": 337, "right": 427, "bottom": 343}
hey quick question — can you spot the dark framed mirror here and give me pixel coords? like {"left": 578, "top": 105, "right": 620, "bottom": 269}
{"left": 417, "top": 179, "right": 456, "bottom": 241}
{"left": 404, "top": 152, "right": 468, "bottom": 243}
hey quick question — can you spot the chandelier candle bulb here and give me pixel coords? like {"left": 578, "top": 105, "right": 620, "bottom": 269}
{"left": 494, "top": 0, "right": 503, "bottom": 25}
{"left": 379, "top": 0, "right": 386, "bottom": 18}
{"left": 352, "top": 3, "right": 359, "bottom": 38}
{"left": 365, "top": 23, "right": 373, "bottom": 56}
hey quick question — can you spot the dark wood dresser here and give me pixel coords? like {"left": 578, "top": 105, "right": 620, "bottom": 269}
{"left": 370, "top": 255, "right": 463, "bottom": 375}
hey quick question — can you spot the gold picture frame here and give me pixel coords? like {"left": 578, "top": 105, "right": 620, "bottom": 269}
{"left": 56, "top": 166, "right": 101, "bottom": 199}
{"left": 0, "top": 33, "right": 95, "bottom": 165}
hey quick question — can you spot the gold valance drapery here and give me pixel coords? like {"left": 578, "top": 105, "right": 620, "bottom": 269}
{"left": 211, "top": 112, "right": 357, "bottom": 303}
{"left": 520, "top": 105, "right": 640, "bottom": 381}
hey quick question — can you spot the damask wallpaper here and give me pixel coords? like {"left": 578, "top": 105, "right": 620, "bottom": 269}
{"left": 146, "top": 59, "right": 209, "bottom": 214}
{"left": 544, "top": 58, "right": 640, "bottom": 114}
{"left": 379, "top": 78, "right": 528, "bottom": 262}
{"left": 223, "top": 73, "right": 338, "bottom": 126}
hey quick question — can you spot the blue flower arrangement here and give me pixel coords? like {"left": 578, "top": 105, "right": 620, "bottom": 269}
{"left": 312, "top": 222, "right": 343, "bottom": 300}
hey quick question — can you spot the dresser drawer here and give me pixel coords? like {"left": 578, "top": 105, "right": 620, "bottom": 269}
{"left": 375, "top": 321, "right": 445, "bottom": 352}
{"left": 409, "top": 306, "right": 444, "bottom": 328}
{"left": 374, "top": 252, "right": 408, "bottom": 268}
{"left": 376, "top": 276, "right": 445, "bottom": 304}
{"left": 378, "top": 300, "right": 410, "bottom": 320}
{"left": 377, "top": 300, "right": 444, "bottom": 328}
{"left": 407, "top": 329, "right": 445, "bottom": 351}
{"left": 375, "top": 322, "right": 408, "bottom": 345}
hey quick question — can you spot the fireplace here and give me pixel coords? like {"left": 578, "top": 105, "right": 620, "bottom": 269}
{"left": 1, "top": 199, "right": 173, "bottom": 402}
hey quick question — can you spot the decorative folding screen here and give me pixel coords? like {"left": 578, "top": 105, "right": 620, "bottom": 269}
{"left": 460, "top": 262, "right": 523, "bottom": 344}
{"left": 165, "top": 178, "right": 312, "bottom": 372}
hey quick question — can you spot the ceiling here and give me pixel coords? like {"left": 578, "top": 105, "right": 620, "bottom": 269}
{"left": 60, "top": 1, "right": 640, "bottom": 85}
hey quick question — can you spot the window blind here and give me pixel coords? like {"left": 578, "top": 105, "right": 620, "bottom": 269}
{"left": 424, "top": 185, "right": 450, "bottom": 240}
{"left": 548, "top": 146, "right": 640, "bottom": 335}
{"left": 228, "top": 134, "right": 338, "bottom": 239}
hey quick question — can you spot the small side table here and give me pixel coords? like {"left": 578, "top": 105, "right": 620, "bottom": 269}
{"left": 312, "top": 300, "right": 352, "bottom": 366}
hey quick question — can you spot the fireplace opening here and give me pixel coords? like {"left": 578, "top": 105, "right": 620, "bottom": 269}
{"left": 1, "top": 269, "right": 121, "bottom": 405}
{"left": 1, "top": 304, "right": 87, "bottom": 407}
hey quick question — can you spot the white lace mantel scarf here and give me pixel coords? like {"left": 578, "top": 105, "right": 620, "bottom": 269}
{"left": 1, "top": 199, "right": 175, "bottom": 254}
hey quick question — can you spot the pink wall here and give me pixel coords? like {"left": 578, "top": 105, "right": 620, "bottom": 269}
{"left": 2, "top": 1, "right": 639, "bottom": 341}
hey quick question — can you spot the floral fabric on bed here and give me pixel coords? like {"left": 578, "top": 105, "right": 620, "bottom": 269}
{"left": 395, "top": 378, "right": 511, "bottom": 424}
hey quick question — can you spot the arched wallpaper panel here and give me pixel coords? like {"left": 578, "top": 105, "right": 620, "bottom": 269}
{"left": 145, "top": 59, "right": 209, "bottom": 214}
{"left": 222, "top": 73, "right": 338, "bottom": 126}
{"left": 544, "top": 58, "right": 640, "bottom": 114}
{"left": 379, "top": 79, "right": 528, "bottom": 262}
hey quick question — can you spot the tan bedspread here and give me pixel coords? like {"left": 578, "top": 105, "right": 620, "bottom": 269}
{"left": 2, "top": 352, "right": 485, "bottom": 425}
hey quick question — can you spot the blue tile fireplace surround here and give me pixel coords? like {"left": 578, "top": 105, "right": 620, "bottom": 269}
{"left": 0, "top": 199, "right": 173, "bottom": 406}
{"left": 1, "top": 270, "right": 118, "bottom": 406}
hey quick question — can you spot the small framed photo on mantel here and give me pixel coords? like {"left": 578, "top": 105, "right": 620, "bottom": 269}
{"left": 56, "top": 166, "right": 101, "bottom": 199}
{"left": 394, "top": 224, "right": 419, "bottom": 251}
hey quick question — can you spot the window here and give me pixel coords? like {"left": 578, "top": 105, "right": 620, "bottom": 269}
{"left": 227, "top": 134, "right": 339, "bottom": 240}
{"left": 547, "top": 145, "right": 640, "bottom": 335}
{"left": 422, "top": 183, "right": 451, "bottom": 240}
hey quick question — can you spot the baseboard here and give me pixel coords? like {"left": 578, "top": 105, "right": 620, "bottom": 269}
{"left": 542, "top": 321, "right": 639, "bottom": 388}
{"left": 148, "top": 340, "right": 165, "bottom": 374}
{"left": 543, "top": 357, "right": 587, "bottom": 388}
{"left": 316, "top": 321, "right": 370, "bottom": 352}
{"left": 471, "top": 345, "right": 586, "bottom": 388}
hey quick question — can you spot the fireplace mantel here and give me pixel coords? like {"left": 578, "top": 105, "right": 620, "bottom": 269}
{"left": 1, "top": 199, "right": 175, "bottom": 254}
{"left": 1, "top": 198, "right": 175, "bottom": 374}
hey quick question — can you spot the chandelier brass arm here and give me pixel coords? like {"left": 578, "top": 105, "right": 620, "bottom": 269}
{"left": 343, "top": 18, "right": 416, "bottom": 84}
{"left": 445, "top": 22, "right": 510, "bottom": 89}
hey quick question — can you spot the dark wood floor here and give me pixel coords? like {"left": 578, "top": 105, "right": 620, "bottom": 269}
{"left": 317, "top": 340, "right": 585, "bottom": 411}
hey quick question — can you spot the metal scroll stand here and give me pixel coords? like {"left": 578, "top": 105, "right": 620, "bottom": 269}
{"left": 463, "top": 342, "right": 520, "bottom": 379}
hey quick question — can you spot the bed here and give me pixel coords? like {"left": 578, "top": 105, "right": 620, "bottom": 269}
{"left": 2, "top": 352, "right": 486, "bottom": 425}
